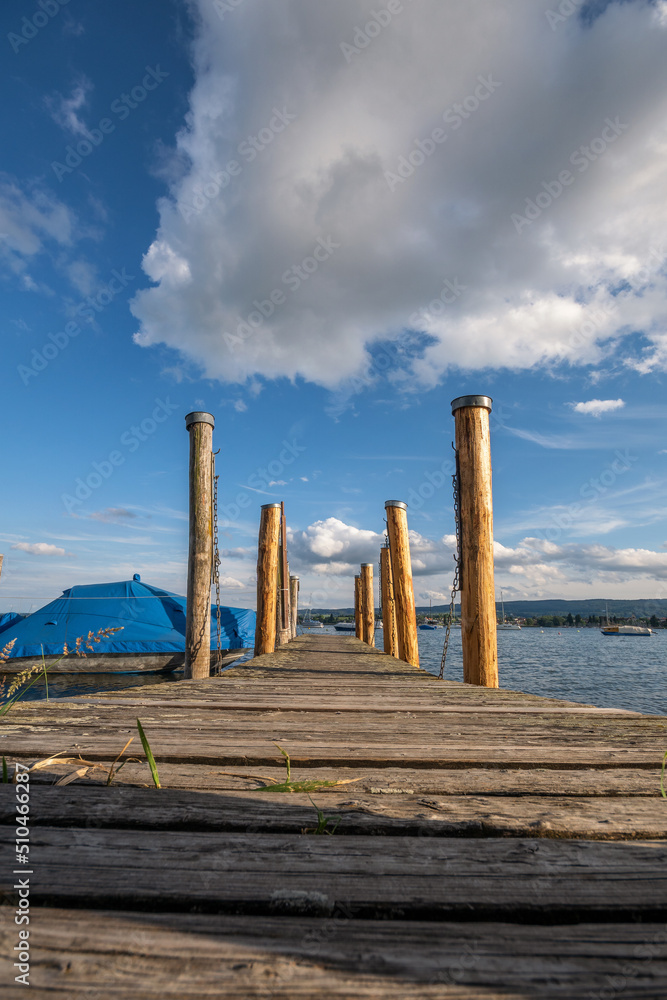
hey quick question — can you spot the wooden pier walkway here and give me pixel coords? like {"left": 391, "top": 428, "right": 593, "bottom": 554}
{"left": 2, "top": 634, "right": 667, "bottom": 997}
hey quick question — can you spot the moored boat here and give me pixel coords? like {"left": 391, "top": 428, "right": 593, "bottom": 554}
{"left": 0, "top": 575, "right": 255, "bottom": 673}
{"left": 497, "top": 590, "right": 521, "bottom": 630}
{"left": 301, "top": 613, "right": 324, "bottom": 628}
{"left": 600, "top": 600, "right": 654, "bottom": 635}
{"left": 600, "top": 624, "right": 654, "bottom": 636}
{"left": 0, "top": 612, "right": 24, "bottom": 635}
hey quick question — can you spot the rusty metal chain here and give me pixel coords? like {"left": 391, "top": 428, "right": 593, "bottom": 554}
{"left": 212, "top": 450, "right": 222, "bottom": 673}
{"left": 439, "top": 444, "right": 461, "bottom": 680}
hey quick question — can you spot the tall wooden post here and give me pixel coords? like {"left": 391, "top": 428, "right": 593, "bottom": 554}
{"left": 255, "top": 502, "right": 281, "bottom": 656}
{"left": 275, "top": 569, "right": 286, "bottom": 646}
{"left": 452, "top": 395, "right": 498, "bottom": 688}
{"left": 361, "top": 563, "right": 375, "bottom": 647}
{"left": 385, "top": 501, "right": 419, "bottom": 667}
{"left": 274, "top": 508, "right": 291, "bottom": 647}
{"left": 380, "top": 546, "right": 398, "bottom": 657}
{"left": 275, "top": 568, "right": 291, "bottom": 646}
{"left": 280, "top": 502, "right": 290, "bottom": 635}
{"left": 354, "top": 575, "right": 362, "bottom": 639}
{"left": 184, "top": 412, "right": 214, "bottom": 680}
{"left": 289, "top": 576, "right": 299, "bottom": 638}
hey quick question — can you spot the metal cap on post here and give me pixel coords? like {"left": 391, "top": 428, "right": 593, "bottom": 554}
{"left": 450, "top": 394, "right": 498, "bottom": 688}
{"left": 185, "top": 411, "right": 215, "bottom": 430}
{"left": 384, "top": 501, "right": 419, "bottom": 667}
{"left": 451, "top": 396, "right": 493, "bottom": 414}
{"left": 184, "top": 411, "right": 215, "bottom": 680}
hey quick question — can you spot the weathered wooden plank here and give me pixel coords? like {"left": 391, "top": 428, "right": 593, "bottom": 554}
{"left": 4, "top": 698, "right": 664, "bottom": 738}
{"left": 1, "top": 728, "right": 662, "bottom": 769}
{"left": 4, "top": 785, "right": 666, "bottom": 839}
{"left": 12, "top": 760, "right": 663, "bottom": 795}
{"left": 8, "top": 698, "right": 652, "bottom": 722}
{"left": 22, "top": 676, "right": 614, "bottom": 703}
{"left": 90, "top": 677, "right": 595, "bottom": 697}
{"left": 11, "top": 828, "right": 667, "bottom": 918}
{"left": 53, "top": 697, "right": 643, "bottom": 714}
{"left": 2, "top": 909, "right": 666, "bottom": 998}
{"left": 10, "top": 708, "right": 660, "bottom": 743}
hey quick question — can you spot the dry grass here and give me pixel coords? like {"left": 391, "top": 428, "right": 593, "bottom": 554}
{"left": 0, "top": 626, "right": 123, "bottom": 720}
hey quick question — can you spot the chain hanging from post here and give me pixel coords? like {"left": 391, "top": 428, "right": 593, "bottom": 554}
{"left": 439, "top": 444, "right": 461, "bottom": 680}
{"left": 211, "top": 450, "right": 222, "bottom": 674}
{"left": 378, "top": 546, "right": 383, "bottom": 624}
{"left": 382, "top": 527, "right": 394, "bottom": 646}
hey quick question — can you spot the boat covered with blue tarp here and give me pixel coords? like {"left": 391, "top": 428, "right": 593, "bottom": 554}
{"left": 0, "top": 575, "right": 255, "bottom": 673}
{"left": 0, "top": 612, "right": 24, "bottom": 636}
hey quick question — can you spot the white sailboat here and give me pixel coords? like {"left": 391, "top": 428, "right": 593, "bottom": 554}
{"left": 497, "top": 591, "right": 521, "bottom": 631}
{"left": 301, "top": 609, "right": 324, "bottom": 629}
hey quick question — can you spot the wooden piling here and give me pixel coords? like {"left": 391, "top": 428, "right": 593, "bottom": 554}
{"left": 274, "top": 508, "right": 291, "bottom": 648}
{"left": 184, "top": 412, "right": 215, "bottom": 680}
{"left": 451, "top": 395, "right": 498, "bottom": 688}
{"left": 255, "top": 503, "right": 282, "bottom": 656}
{"left": 354, "top": 575, "right": 362, "bottom": 639}
{"left": 275, "top": 571, "right": 286, "bottom": 647}
{"left": 361, "top": 563, "right": 375, "bottom": 648}
{"left": 384, "top": 502, "right": 419, "bottom": 668}
{"left": 380, "top": 546, "right": 398, "bottom": 657}
{"left": 279, "top": 502, "right": 290, "bottom": 639}
{"left": 289, "top": 576, "right": 299, "bottom": 639}
{"left": 275, "top": 583, "right": 291, "bottom": 646}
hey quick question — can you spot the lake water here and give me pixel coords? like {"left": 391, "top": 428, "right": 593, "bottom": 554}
{"left": 7, "top": 626, "right": 666, "bottom": 716}
{"left": 415, "top": 626, "right": 667, "bottom": 717}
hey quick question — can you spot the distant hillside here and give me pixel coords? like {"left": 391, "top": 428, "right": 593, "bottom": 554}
{"left": 475, "top": 599, "right": 667, "bottom": 619}
{"left": 311, "top": 599, "right": 667, "bottom": 618}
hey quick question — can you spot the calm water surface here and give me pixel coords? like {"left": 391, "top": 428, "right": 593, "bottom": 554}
{"left": 9, "top": 626, "right": 666, "bottom": 716}
{"left": 416, "top": 626, "right": 667, "bottom": 717}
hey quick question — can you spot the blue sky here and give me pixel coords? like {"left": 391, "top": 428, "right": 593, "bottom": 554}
{"left": 2, "top": 0, "right": 667, "bottom": 614}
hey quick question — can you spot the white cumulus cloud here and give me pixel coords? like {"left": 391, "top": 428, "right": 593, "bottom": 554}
{"left": 285, "top": 517, "right": 667, "bottom": 600}
{"left": 12, "top": 542, "right": 68, "bottom": 557}
{"left": 131, "top": 0, "right": 667, "bottom": 389}
{"left": 573, "top": 398, "right": 626, "bottom": 417}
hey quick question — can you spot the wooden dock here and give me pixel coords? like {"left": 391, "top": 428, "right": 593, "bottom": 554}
{"left": 2, "top": 634, "right": 667, "bottom": 997}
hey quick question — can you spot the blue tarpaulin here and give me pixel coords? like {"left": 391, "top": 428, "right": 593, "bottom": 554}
{"left": 0, "top": 612, "right": 24, "bottom": 636}
{"left": 1, "top": 576, "right": 255, "bottom": 660}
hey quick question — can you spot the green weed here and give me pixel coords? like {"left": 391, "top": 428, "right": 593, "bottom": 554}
{"left": 261, "top": 742, "right": 360, "bottom": 794}
{"left": 137, "top": 719, "right": 161, "bottom": 789}
{"left": 273, "top": 742, "right": 291, "bottom": 782}
{"left": 302, "top": 795, "right": 341, "bottom": 835}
